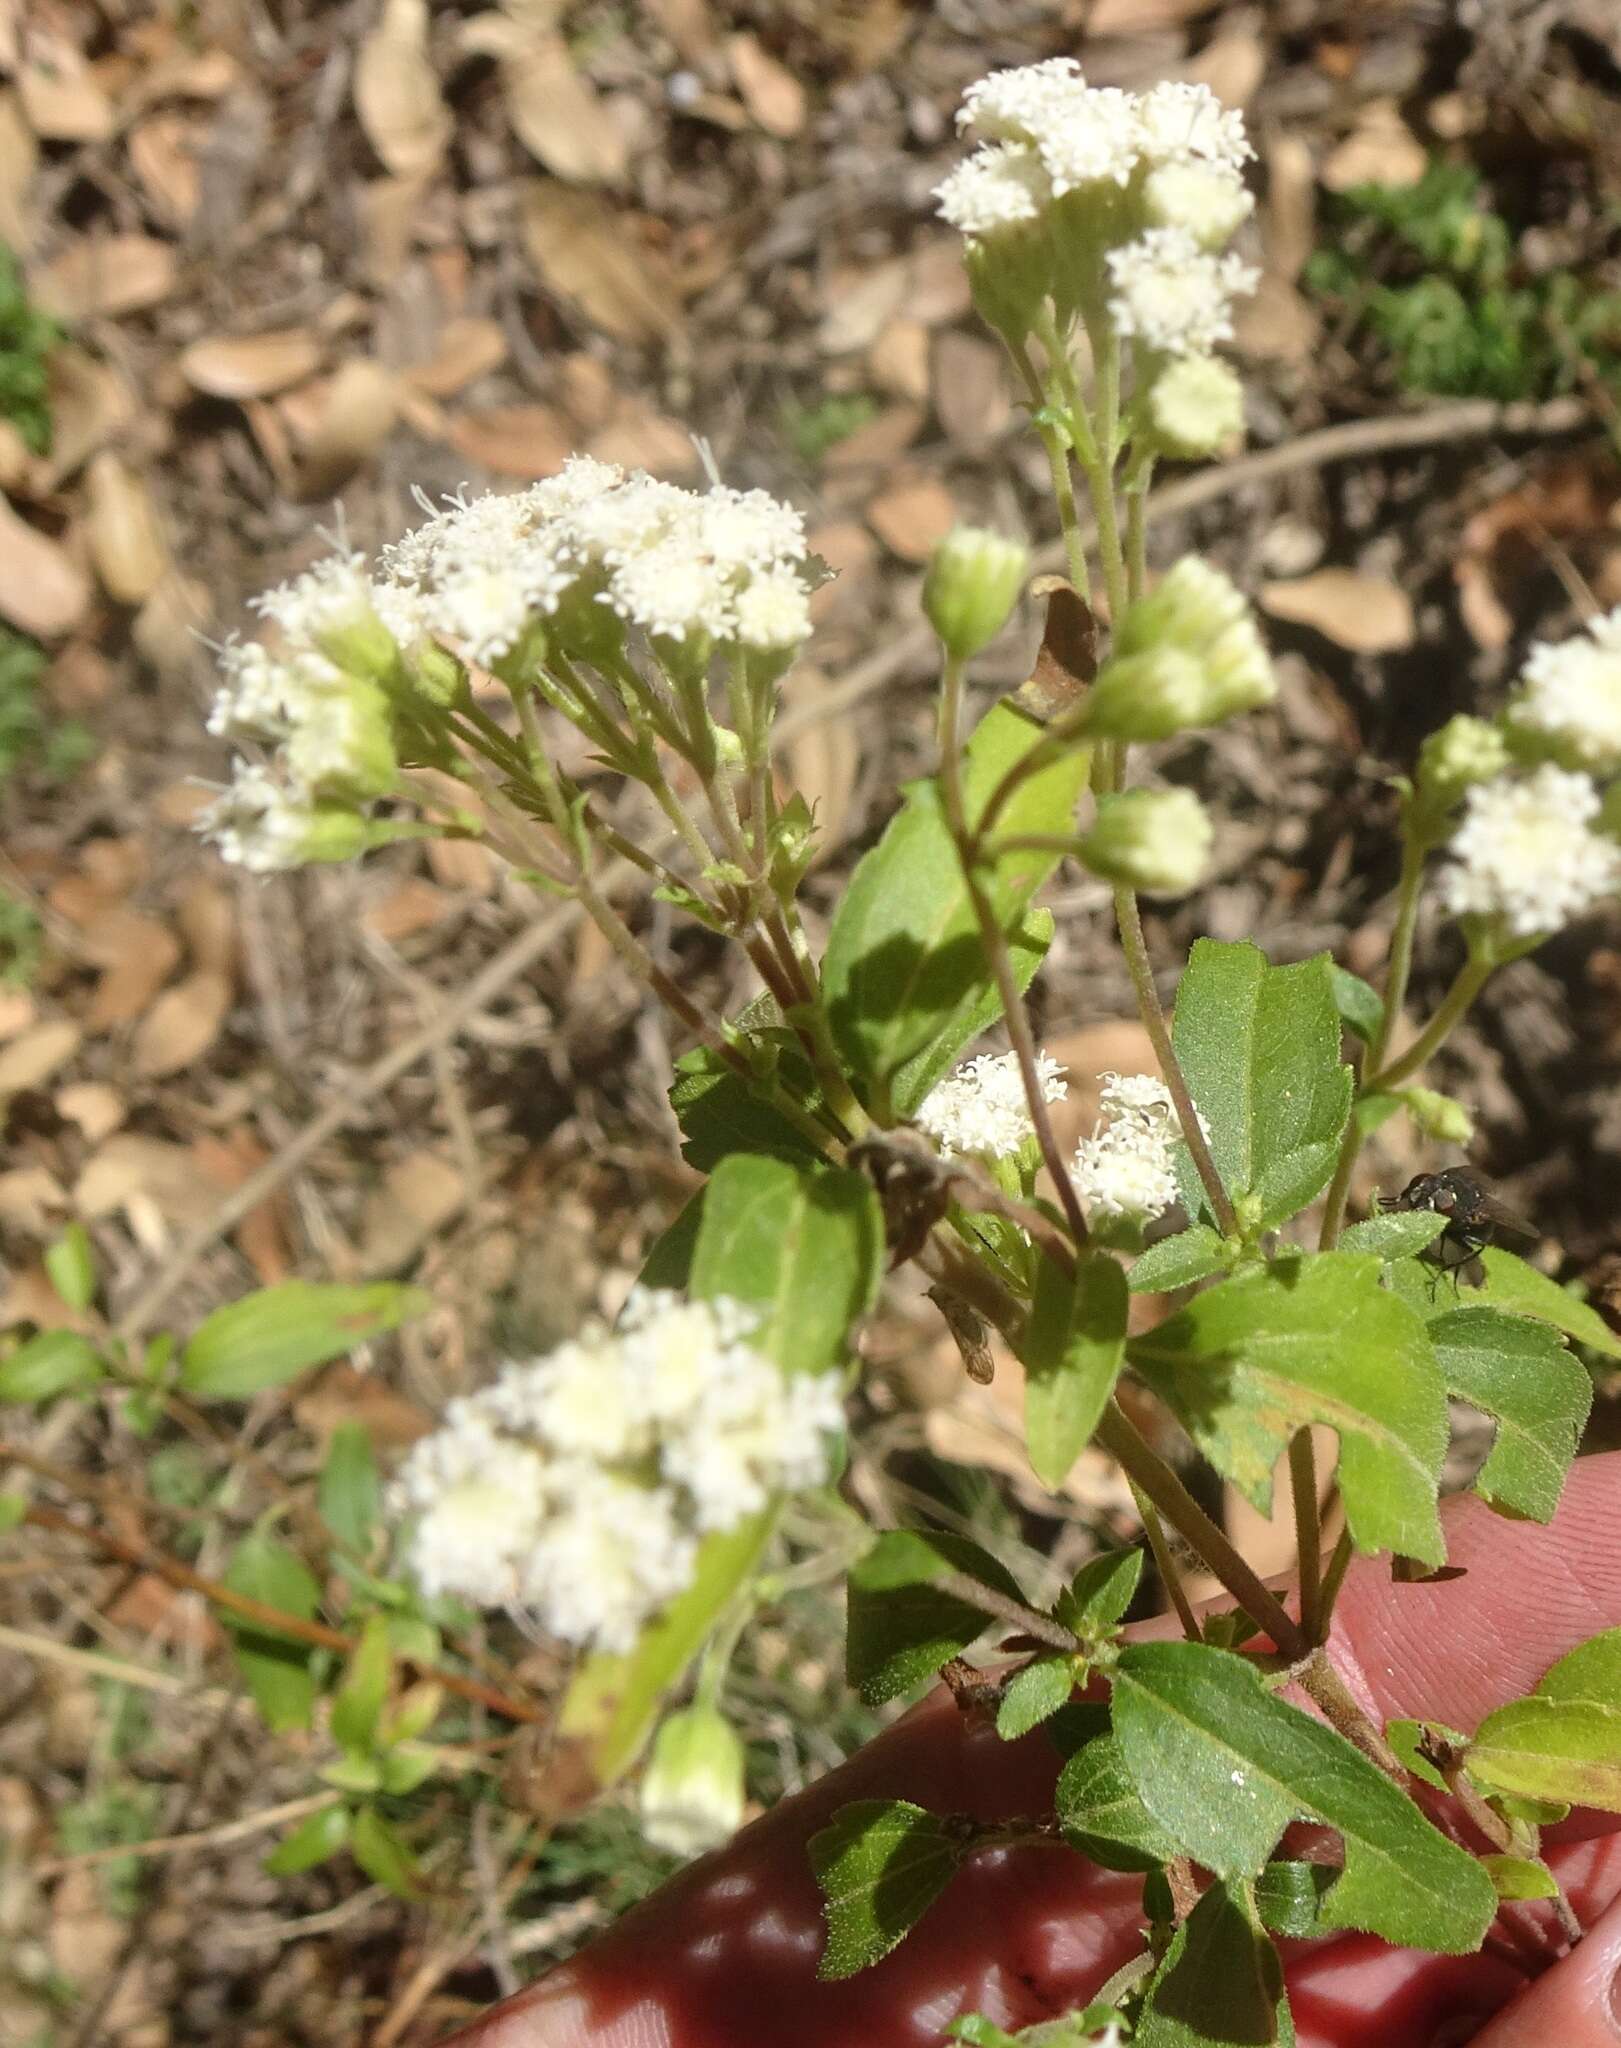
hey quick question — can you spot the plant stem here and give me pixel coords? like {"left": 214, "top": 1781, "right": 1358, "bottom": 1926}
{"left": 1364, "top": 957, "right": 1492, "bottom": 1095}
{"left": 1113, "top": 884, "right": 1237, "bottom": 1236}
{"left": 1318, "top": 1526, "right": 1354, "bottom": 1621}
{"left": 931, "top": 1568, "right": 1079, "bottom": 1655}
{"left": 1298, "top": 1649, "right": 1404, "bottom": 1777}
{"left": 1290, "top": 1428, "right": 1323, "bottom": 1642}
{"left": 1128, "top": 1482, "right": 1201, "bottom": 1642}
{"left": 1442, "top": 1764, "right": 1583, "bottom": 1946}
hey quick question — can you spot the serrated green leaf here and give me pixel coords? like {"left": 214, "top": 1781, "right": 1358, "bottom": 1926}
{"left": 350, "top": 1805, "right": 421, "bottom": 1897}
{"left": 263, "top": 1802, "right": 351, "bottom": 1877}
{"left": 1331, "top": 966, "right": 1385, "bottom": 1046}
{"left": 688, "top": 1155, "right": 881, "bottom": 1377}
{"left": 1056, "top": 1732, "right": 1180, "bottom": 1871}
{"left": 44, "top": 1223, "right": 97, "bottom": 1311}
{"left": 1338, "top": 1211, "right": 1447, "bottom": 1261}
{"left": 1136, "top": 1877, "right": 1289, "bottom": 2048}
{"left": 1112, "top": 1642, "right": 1498, "bottom": 1952}
{"left": 847, "top": 1528, "right": 1027, "bottom": 1705}
{"left": 222, "top": 1533, "right": 323, "bottom": 1734}
{"left": 808, "top": 1799, "right": 964, "bottom": 1978}
{"left": 1474, "top": 1248, "right": 1621, "bottom": 1359}
{"left": 559, "top": 1507, "right": 776, "bottom": 1787}
{"left": 331, "top": 1613, "right": 391, "bottom": 1757}
{"left": 1022, "top": 1251, "right": 1128, "bottom": 1489}
{"left": 319, "top": 1421, "right": 381, "bottom": 1554}
{"left": 668, "top": 1030, "right": 826, "bottom": 1175}
{"left": 1056, "top": 1549, "right": 1144, "bottom": 1636}
{"left": 180, "top": 1282, "right": 431, "bottom": 1400}
{"left": 1127, "top": 1254, "right": 1448, "bottom": 1565}
{"left": 996, "top": 1655, "right": 1076, "bottom": 1740}
{"left": 822, "top": 702, "right": 1083, "bottom": 1116}
{"left": 1127, "top": 1225, "right": 1229, "bottom": 1294}
{"left": 0, "top": 1329, "right": 104, "bottom": 1403}
{"left": 1428, "top": 1306, "right": 1591, "bottom": 1521}
{"left": 1170, "top": 941, "right": 1353, "bottom": 1230}
{"left": 1253, "top": 1860, "right": 1336, "bottom": 1938}
{"left": 1467, "top": 1698, "right": 1621, "bottom": 1812}
{"left": 1481, "top": 1854, "right": 1559, "bottom": 1900}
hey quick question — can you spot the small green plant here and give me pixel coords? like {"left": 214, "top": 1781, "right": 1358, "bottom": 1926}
{"left": 780, "top": 388, "right": 879, "bottom": 464}
{"left": 0, "top": 888, "right": 42, "bottom": 987}
{"left": 0, "top": 244, "right": 60, "bottom": 456}
{"left": 0, "top": 626, "right": 95, "bottom": 792}
{"left": 1306, "top": 158, "right": 1621, "bottom": 401}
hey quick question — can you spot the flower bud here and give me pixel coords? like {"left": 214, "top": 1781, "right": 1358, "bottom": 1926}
{"left": 1086, "top": 558, "right": 1274, "bottom": 740}
{"left": 284, "top": 681, "right": 398, "bottom": 803}
{"left": 1143, "top": 162, "right": 1254, "bottom": 249}
{"left": 1082, "top": 646, "right": 1209, "bottom": 741}
{"left": 1078, "top": 787, "right": 1213, "bottom": 895}
{"left": 1146, "top": 356, "right": 1246, "bottom": 459}
{"left": 924, "top": 527, "right": 1029, "bottom": 659}
{"left": 1418, "top": 715, "right": 1509, "bottom": 812}
{"left": 1397, "top": 1087, "right": 1475, "bottom": 1145}
{"left": 402, "top": 635, "right": 465, "bottom": 708}
{"left": 639, "top": 1705, "right": 747, "bottom": 1859}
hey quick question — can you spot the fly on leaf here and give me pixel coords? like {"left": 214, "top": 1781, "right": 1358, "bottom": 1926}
{"left": 1380, "top": 1168, "right": 1537, "bottom": 1290}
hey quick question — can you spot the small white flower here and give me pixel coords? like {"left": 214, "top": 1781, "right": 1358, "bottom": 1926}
{"left": 609, "top": 539, "right": 736, "bottom": 643}
{"left": 698, "top": 487, "right": 807, "bottom": 572}
{"left": 1442, "top": 764, "right": 1621, "bottom": 940}
{"left": 1106, "top": 228, "right": 1258, "bottom": 357}
{"left": 248, "top": 550, "right": 378, "bottom": 642}
{"left": 197, "top": 763, "right": 318, "bottom": 873}
{"left": 1147, "top": 354, "right": 1246, "bottom": 456}
{"left": 934, "top": 143, "right": 1053, "bottom": 238}
{"left": 1143, "top": 161, "right": 1254, "bottom": 248}
{"left": 917, "top": 1049, "right": 1068, "bottom": 1160}
{"left": 1509, "top": 609, "right": 1621, "bottom": 772}
{"left": 389, "top": 1411, "right": 553, "bottom": 1609}
{"left": 520, "top": 1468, "right": 698, "bottom": 1654}
{"left": 206, "top": 638, "right": 338, "bottom": 741}
{"left": 1137, "top": 80, "right": 1254, "bottom": 172}
{"left": 733, "top": 567, "right": 812, "bottom": 652}
{"left": 1072, "top": 1072, "right": 1206, "bottom": 1227}
{"left": 957, "top": 58, "right": 1087, "bottom": 142}
{"left": 1034, "top": 84, "right": 1143, "bottom": 195}
{"left": 665, "top": 1357, "right": 847, "bottom": 1532}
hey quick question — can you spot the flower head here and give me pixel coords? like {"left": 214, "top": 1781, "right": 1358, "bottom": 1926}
{"left": 1106, "top": 228, "right": 1257, "bottom": 357}
{"left": 1441, "top": 764, "right": 1621, "bottom": 942}
{"left": 1073, "top": 1071, "right": 1205, "bottom": 1230}
{"left": 1508, "top": 608, "right": 1621, "bottom": 773}
{"left": 197, "top": 763, "right": 368, "bottom": 872}
{"left": 917, "top": 1050, "right": 1067, "bottom": 1160}
{"left": 1147, "top": 354, "right": 1246, "bottom": 456}
{"left": 934, "top": 144, "right": 1053, "bottom": 238}
{"left": 1137, "top": 80, "right": 1253, "bottom": 172}
{"left": 1143, "top": 161, "right": 1254, "bottom": 249}
{"left": 1078, "top": 786, "right": 1214, "bottom": 895}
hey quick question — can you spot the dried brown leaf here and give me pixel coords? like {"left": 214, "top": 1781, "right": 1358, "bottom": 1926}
{"left": 586, "top": 397, "right": 698, "bottom": 475}
{"left": 817, "top": 258, "right": 911, "bottom": 355}
{"left": 725, "top": 31, "right": 806, "bottom": 138}
{"left": 16, "top": 35, "right": 115, "bottom": 142}
{"left": 357, "top": 171, "right": 433, "bottom": 287}
{"left": 33, "top": 235, "right": 178, "bottom": 321}
{"left": 0, "top": 1020, "right": 81, "bottom": 1096}
{"left": 28, "top": 346, "right": 136, "bottom": 493}
{"left": 358, "top": 1150, "right": 466, "bottom": 1275}
{"left": 1260, "top": 569, "right": 1415, "bottom": 654}
{"left": 1322, "top": 101, "right": 1426, "bottom": 195}
{"left": 80, "top": 908, "right": 182, "bottom": 1032}
{"left": 782, "top": 668, "right": 857, "bottom": 867}
{"left": 0, "top": 89, "right": 38, "bottom": 254}
{"left": 932, "top": 330, "right": 1010, "bottom": 449}
{"left": 354, "top": 0, "right": 451, "bottom": 181}
{"left": 175, "top": 879, "right": 236, "bottom": 974}
{"left": 820, "top": 402, "right": 923, "bottom": 474}
{"left": 76, "top": 1135, "right": 219, "bottom": 1229}
{"left": 405, "top": 315, "right": 507, "bottom": 397}
{"left": 499, "top": 27, "right": 628, "bottom": 185}
{"left": 85, "top": 452, "right": 168, "bottom": 605}
{"left": 0, "top": 496, "right": 91, "bottom": 639}
{"left": 424, "top": 836, "right": 497, "bottom": 892}
{"left": 520, "top": 180, "right": 683, "bottom": 346}
{"left": 283, "top": 359, "right": 400, "bottom": 498}
{"left": 868, "top": 318, "right": 930, "bottom": 402}
{"left": 180, "top": 329, "right": 323, "bottom": 399}
{"left": 362, "top": 877, "right": 453, "bottom": 942}
{"left": 866, "top": 471, "right": 956, "bottom": 563}
{"left": 132, "top": 969, "right": 232, "bottom": 1078}
{"left": 131, "top": 569, "right": 210, "bottom": 676}
{"left": 127, "top": 112, "right": 202, "bottom": 228}
{"left": 446, "top": 403, "right": 571, "bottom": 478}
{"left": 55, "top": 1082, "right": 126, "bottom": 1143}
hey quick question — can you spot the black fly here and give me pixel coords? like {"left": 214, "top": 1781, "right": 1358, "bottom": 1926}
{"left": 1380, "top": 1168, "right": 1537, "bottom": 1289}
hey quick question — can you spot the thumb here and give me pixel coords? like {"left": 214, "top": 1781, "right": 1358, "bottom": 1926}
{"left": 1467, "top": 1889, "right": 1621, "bottom": 2047}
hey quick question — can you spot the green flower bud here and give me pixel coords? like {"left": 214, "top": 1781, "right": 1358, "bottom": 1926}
{"left": 639, "top": 1705, "right": 746, "bottom": 1859}
{"left": 297, "top": 805, "right": 381, "bottom": 865}
{"left": 1081, "top": 645, "right": 1209, "bottom": 742}
{"left": 284, "top": 681, "right": 398, "bottom": 802}
{"left": 924, "top": 526, "right": 1029, "bottom": 660}
{"left": 1397, "top": 1087, "right": 1475, "bottom": 1145}
{"left": 1146, "top": 356, "right": 1246, "bottom": 459}
{"left": 401, "top": 636, "right": 465, "bottom": 708}
{"left": 1087, "top": 558, "right": 1274, "bottom": 739}
{"left": 1417, "top": 715, "right": 1509, "bottom": 812}
{"left": 1077, "top": 787, "right": 1213, "bottom": 895}
{"left": 965, "top": 235, "right": 1053, "bottom": 350}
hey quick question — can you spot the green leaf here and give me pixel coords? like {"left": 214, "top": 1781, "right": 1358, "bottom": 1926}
{"left": 319, "top": 1422, "right": 381, "bottom": 1554}
{"left": 669, "top": 1032, "right": 825, "bottom": 1174}
{"left": 1170, "top": 941, "right": 1353, "bottom": 1230}
{"left": 180, "top": 1281, "right": 431, "bottom": 1400}
{"left": 1112, "top": 1641, "right": 1498, "bottom": 1952}
{"left": 822, "top": 701, "right": 1084, "bottom": 1116}
{"left": 637, "top": 1190, "right": 704, "bottom": 1291}
{"left": 1482, "top": 1854, "right": 1559, "bottom": 1901}
{"left": 996, "top": 1656, "right": 1076, "bottom": 1740}
{"left": 1338, "top": 1211, "right": 1446, "bottom": 1261}
{"left": 264, "top": 1802, "right": 351, "bottom": 1877}
{"left": 1466, "top": 1698, "right": 1621, "bottom": 1812}
{"left": 1127, "top": 1254, "right": 1449, "bottom": 1565}
{"left": 847, "top": 1528, "right": 1026, "bottom": 1706}
{"left": 1428, "top": 1306, "right": 1591, "bottom": 1521}
{"left": 1127, "top": 1225, "right": 1228, "bottom": 1294}
{"left": 1532, "top": 1626, "right": 1621, "bottom": 1704}
{"left": 380, "top": 1746, "right": 440, "bottom": 1796}
{"left": 1385, "top": 1717, "right": 1465, "bottom": 1795}
{"left": 0, "top": 1491, "right": 25, "bottom": 1531}
{"left": 222, "top": 1533, "right": 323, "bottom": 1734}
{"left": 808, "top": 1799, "right": 964, "bottom": 1978}
{"left": 1331, "top": 966, "right": 1385, "bottom": 1046}
{"left": 1253, "top": 1860, "right": 1336, "bottom": 1938}
{"left": 1473, "top": 1248, "right": 1621, "bottom": 1359}
{"left": 44, "top": 1222, "right": 97, "bottom": 1311}
{"left": 0, "top": 1329, "right": 104, "bottom": 1403}
{"left": 1056, "top": 1549, "right": 1144, "bottom": 1636}
{"left": 331, "top": 1614, "right": 392, "bottom": 1756}
{"left": 559, "top": 1507, "right": 777, "bottom": 1788}
{"left": 1136, "top": 1878, "right": 1289, "bottom": 2048}
{"left": 689, "top": 1155, "right": 882, "bottom": 1376}
{"left": 1056, "top": 1732, "right": 1181, "bottom": 1871}
{"left": 1022, "top": 1252, "right": 1128, "bottom": 1489}
{"left": 349, "top": 1806, "right": 421, "bottom": 1897}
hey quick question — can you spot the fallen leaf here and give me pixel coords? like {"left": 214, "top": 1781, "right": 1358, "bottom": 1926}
{"left": 1260, "top": 569, "right": 1415, "bottom": 655}
{"left": 294, "top": 1362, "right": 434, "bottom": 1448}
{"left": 353, "top": 0, "right": 451, "bottom": 180}
{"left": 586, "top": 396, "right": 698, "bottom": 474}
{"left": 1186, "top": 31, "right": 1265, "bottom": 110}
{"left": 932, "top": 330, "right": 1010, "bottom": 449}
{"left": 80, "top": 908, "right": 182, "bottom": 1031}
{"left": 557, "top": 352, "right": 618, "bottom": 429}
{"left": 446, "top": 404, "right": 571, "bottom": 478}
{"left": 821, "top": 401, "right": 923, "bottom": 474}
{"left": 866, "top": 471, "right": 956, "bottom": 562}
{"left": 17, "top": 35, "right": 115, "bottom": 142}
{"left": 176, "top": 879, "right": 236, "bottom": 974}
{"left": 817, "top": 258, "right": 911, "bottom": 355}
{"left": 495, "top": 25, "right": 629, "bottom": 185}
{"left": 131, "top": 568, "right": 210, "bottom": 676}
{"left": 359, "top": 1150, "right": 466, "bottom": 1274}
{"left": 520, "top": 180, "right": 683, "bottom": 346}
{"left": 805, "top": 518, "right": 875, "bottom": 619}
{"left": 282, "top": 359, "right": 400, "bottom": 498}
{"left": 85, "top": 452, "right": 169, "bottom": 605}
{"left": 28, "top": 346, "right": 137, "bottom": 493}
{"left": 0, "top": 89, "right": 38, "bottom": 254}
{"left": 33, "top": 235, "right": 179, "bottom": 321}
{"left": 362, "top": 877, "right": 453, "bottom": 942}
{"left": 131, "top": 970, "right": 232, "bottom": 1078}
{"left": 191, "top": 1126, "right": 289, "bottom": 1285}
{"left": 1233, "top": 272, "right": 1319, "bottom": 366}
{"left": 0, "top": 1020, "right": 82, "bottom": 1096}
{"left": 0, "top": 496, "right": 91, "bottom": 639}
{"left": 726, "top": 31, "right": 806, "bottom": 138}
{"left": 868, "top": 318, "right": 931, "bottom": 402}
{"left": 55, "top": 1082, "right": 126, "bottom": 1143}
{"left": 405, "top": 315, "right": 507, "bottom": 396}
{"left": 0, "top": 990, "right": 36, "bottom": 1041}
{"left": 425, "top": 836, "right": 497, "bottom": 892}
{"left": 781, "top": 668, "right": 858, "bottom": 866}
{"left": 127, "top": 111, "right": 202, "bottom": 228}
{"left": 76, "top": 1135, "right": 220, "bottom": 1229}
{"left": 180, "top": 329, "right": 323, "bottom": 398}
{"left": 1322, "top": 101, "right": 1427, "bottom": 194}
{"left": 0, "top": 1169, "right": 67, "bottom": 1239}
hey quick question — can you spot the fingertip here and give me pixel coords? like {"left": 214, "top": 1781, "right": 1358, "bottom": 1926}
{"left": 1466, "top": 1890, "right": 1621, "bottom": 2047}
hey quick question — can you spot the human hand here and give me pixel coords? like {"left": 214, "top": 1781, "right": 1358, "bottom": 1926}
{"left": 444, "top": 1450, "right": 1621, "bottom": 2048}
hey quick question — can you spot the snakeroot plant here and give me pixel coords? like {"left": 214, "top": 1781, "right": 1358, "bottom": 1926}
{"left": 7, "top": 57, "right": 1621, "bottom": 2047}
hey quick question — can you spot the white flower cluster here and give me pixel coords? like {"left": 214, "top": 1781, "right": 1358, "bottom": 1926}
{"left": 1105, "top": 228, "right": 1257, "bottom": 358}
{"left": 1508, "top": 606, "right": 1621, "bottom": 773}
{"left": 1073, "top": 1071, "right": 1202, "bottom": 1225}
{"left": 1442, "top": 763, "right": 1621, "bottom": 942}
{"left": 388, "top": 1291, "right": 845, "bottom": 1652}
{"left": 916, "top": 1049, "right": 1068, "bottom": 1160}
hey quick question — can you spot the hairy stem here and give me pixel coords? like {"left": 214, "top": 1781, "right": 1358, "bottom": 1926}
{"left": 1364, "top": 957, "right": 1493, "bottom": 1095}
{"left": 1290, "top": 1428, "right": 1324, "bottom": 1642}
{"left": 1128, "top": 1482, "right": 1202, "bottom": 1643}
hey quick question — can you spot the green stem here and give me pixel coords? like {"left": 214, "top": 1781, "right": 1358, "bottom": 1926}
{"left": 1365, "top": 957, "right": 1492, "bottom": 1094}
{"left": 1318, "top": 1526, "right": 1354, "bottom": 1624}
{"left": 1370, "top": 837, "right": 1429, "bottom": 1077}
{"left": 1128, "top": 1482, "right": 1202, "bottom": 1643}
{"left": 1290, "top": 1429, "right": 1323, "bottom": 1643}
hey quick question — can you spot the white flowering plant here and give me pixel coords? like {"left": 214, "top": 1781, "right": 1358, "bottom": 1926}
{"left": 7, "top": 56, "right": 1621, "bottom": 2048}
